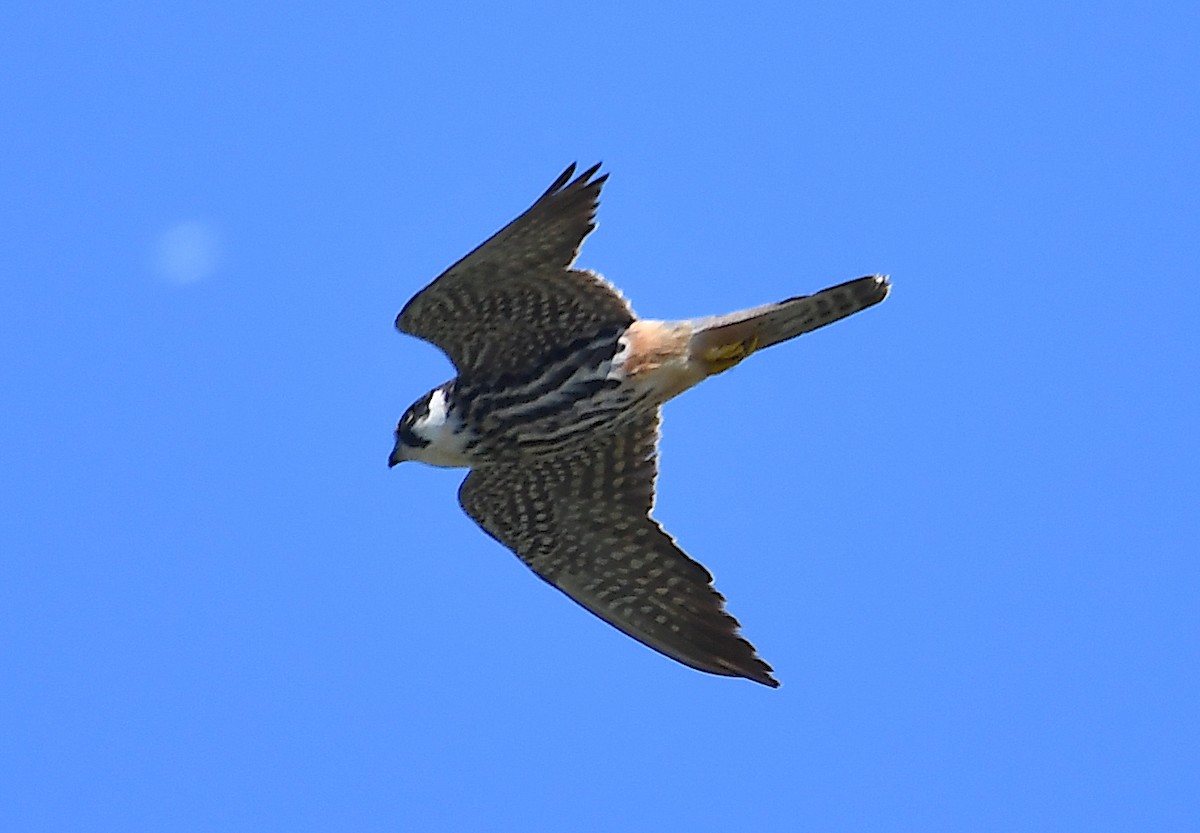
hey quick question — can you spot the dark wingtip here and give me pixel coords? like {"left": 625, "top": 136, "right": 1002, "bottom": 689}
{"left": 759, "top": 672, "right": 782, "bottom": 689}
{"left": 536, "top": 162, "right": 607, "bottom": 204}
{"left": 541, "top": 162, "right": 608, "bottom": 201}
{"left": 578, "top": 161, "right": 604, "bottom": 183}
{"left": 543, "top": 163, "right": 577, "bottom": 197}
{"left": 706, "top": 631, "right": 781, "bottom": 688}
{"left": 734, "top": 654, "right": 781, "bottom": 688}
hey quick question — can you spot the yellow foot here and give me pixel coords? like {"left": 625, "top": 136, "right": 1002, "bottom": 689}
{"left": 703, "top": 335, "right": 759, "bottom": 374}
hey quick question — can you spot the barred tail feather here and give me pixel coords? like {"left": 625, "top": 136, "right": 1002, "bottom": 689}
{"left": 689, "top": 275, "right": 889, "bottom": 375}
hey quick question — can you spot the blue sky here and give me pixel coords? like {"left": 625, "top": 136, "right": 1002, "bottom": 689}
{"left": 3, "top": 2, "right": 1198, "bottom": 830}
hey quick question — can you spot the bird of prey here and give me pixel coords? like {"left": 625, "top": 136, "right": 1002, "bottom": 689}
{"left": 390, "top": 164, "right": 889, "bottom": 687}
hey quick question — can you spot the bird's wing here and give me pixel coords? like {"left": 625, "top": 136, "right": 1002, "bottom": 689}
{"left": 396, "top": 164, "right": 635, "bottom": 381}
{"left": 458, "top": 411, "right": 779, "bottom": 687}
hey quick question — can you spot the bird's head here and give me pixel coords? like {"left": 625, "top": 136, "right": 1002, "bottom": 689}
{"left": 389, "top": 381, "right": 469, "bottom": 469}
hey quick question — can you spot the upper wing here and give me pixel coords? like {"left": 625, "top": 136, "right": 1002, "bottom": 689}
{"left": 396, "top": 164, "right": 635, "bottom": 380}
{"left": 457, "top": 412, "right": 779, "bottom": 687}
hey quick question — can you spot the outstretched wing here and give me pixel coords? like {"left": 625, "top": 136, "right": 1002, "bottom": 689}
{"left": 397, "top": 164, "right": 635, "bottom": 380}
{"left": 457, "top": 412, "right": 779, "bottom": 687}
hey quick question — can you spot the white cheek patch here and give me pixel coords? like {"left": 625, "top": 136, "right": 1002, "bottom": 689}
{"left": 425, "top": 388, "right": 449, "bottom": 429}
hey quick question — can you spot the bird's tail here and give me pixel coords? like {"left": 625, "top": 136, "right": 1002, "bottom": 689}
{"left": 687, "top": 274, "right": 890, "bottom": 376}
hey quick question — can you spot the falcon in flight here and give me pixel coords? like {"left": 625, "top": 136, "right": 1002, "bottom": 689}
{"left": 390, "top": 164, "right": 889, "bottom": 687}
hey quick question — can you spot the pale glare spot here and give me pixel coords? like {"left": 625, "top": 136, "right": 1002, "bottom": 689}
{"left": 153, "top": 221, "right": 221, "bottom": 284}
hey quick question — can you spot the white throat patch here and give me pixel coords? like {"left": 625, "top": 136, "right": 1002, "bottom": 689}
{"left": 420, "top": 386, "right": 450, "bottom": 434}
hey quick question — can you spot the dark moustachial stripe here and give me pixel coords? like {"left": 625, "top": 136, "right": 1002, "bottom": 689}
{"left": 397, "top": 380, "right": 455, "bottom": 449}
{"left": 397, "top": 424, "right": 430, "bottom": 448}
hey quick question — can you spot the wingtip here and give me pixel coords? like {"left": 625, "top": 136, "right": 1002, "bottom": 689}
{"left": 578, "top": 161, "right": 604, "bottom": 183}
{"left": 542, "top": 161, "right": 607, "bottom": 199}
{"left": 734, "top": 657, "right": 782, "bottom": 691}
{"left": 545, "top": 163, "right": 577, "bottom": 196}
{"left": 706, "top": 633, "right": 781, "bottom": 688}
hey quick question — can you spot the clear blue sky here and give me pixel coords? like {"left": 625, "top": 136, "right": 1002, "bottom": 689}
{"left": 3, "top": 3, "right": 1197, "bottom": 831}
